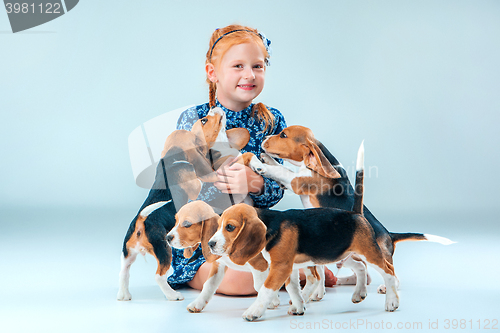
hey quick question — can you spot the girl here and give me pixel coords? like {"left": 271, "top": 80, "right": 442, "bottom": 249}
{"left": 167, "top": 24, "right": 335, "bottom": 295}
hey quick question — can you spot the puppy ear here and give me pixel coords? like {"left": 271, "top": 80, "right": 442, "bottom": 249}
{"left": 303, "top": 138, "right": 341, "bottom": 179}
{"left": 201, "top": 216, "right": 221, "bottom": 263}
{"left": 183, "top": 244, "right": 200, "bottom": 259}
{"left": 228, "top": 216, "right": 267, "bottom": 266}
{"left": 226, "top": 128, "right": 250, "bottom": 150}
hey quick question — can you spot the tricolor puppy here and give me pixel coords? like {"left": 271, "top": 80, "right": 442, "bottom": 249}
{"left": 117, "top": 107, "right": 249, "bottom": 301}
{"left": 166, "top": 200, "right": 281, "bottom": 313}
{"left": 211, "top": 143, "right": 454, "bottom": 321}
{"left": 248, "top": 125, "right": 450, "bottom": 292}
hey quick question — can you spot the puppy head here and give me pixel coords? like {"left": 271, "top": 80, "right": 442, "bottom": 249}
{"left": 191, "top": 107, "right": 226, "bottom": 148}
{"left": 209, "top": 203, "right": 266, "bottom": 266}
{"left": 166, "top": 200, "right": 220, "bottom": 262}
{"left": 261, "top": 125, "right": 310, "bottom": 162}
{"left": 262, "top": 125, "right": 341, "bottom": 179}
{"left": 194, "top": 107, "right": 249, "bottom": 150}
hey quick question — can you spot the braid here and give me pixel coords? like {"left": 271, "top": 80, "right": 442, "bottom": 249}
{"left": 209, "top": 82, "right": 217, "bottom": 108}
{"left": 252, "top": 102, "right": 275, "bottom": 134}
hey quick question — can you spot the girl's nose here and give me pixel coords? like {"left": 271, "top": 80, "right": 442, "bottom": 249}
{"left": 244, "top": 68, "right": 255, "bottom": 80}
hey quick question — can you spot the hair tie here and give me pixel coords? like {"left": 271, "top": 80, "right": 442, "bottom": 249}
{"left": 209, "top": 29, "right": 272, "bottom": 66}
{"left": 257, "top": 31, "right": 272, "bottom": 66}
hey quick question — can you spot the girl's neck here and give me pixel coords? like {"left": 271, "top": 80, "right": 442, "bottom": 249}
{"left": 217, "top": 96, "right": 252, "bottom": 112}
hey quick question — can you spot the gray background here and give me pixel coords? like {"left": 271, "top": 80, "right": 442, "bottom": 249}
{"left": 1, "top": 1, "right": 499, "bottom": 332}
{"left": 1, "top": 0, "right": 499, "bottom": 214}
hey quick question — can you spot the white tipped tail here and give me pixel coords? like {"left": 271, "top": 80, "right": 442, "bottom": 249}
{"left": 356, "top": 140, "right": 364, "bottom": 171}
{"left": 139, "top": 200, "right": 172, "bottom": 217}
{"left": 352, "top": 141, "right": 365, "bottom": 215}
{"left": 424, "top": 234, "right": 456, "bottom": 245}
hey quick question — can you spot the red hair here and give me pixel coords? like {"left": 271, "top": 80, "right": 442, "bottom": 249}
{"left": 206, "top": 24, "right": 274, "bottom": 133}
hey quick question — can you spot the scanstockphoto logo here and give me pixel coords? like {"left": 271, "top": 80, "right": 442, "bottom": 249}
{"left": 4, "top": 0, "right": 78, "bottom": 33}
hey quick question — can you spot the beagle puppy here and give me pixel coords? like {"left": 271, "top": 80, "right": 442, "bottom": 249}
{"left": 166, "top": 200, "right": 280, "bottom": 313}
{"left": 247, "top": 125, "right": 441, "bottom": 292}
{"left": 211, "top": 143, "right": 454, "bottom": 321}
{"left": 117, "top": 107, "right": 250, "bottom": 301}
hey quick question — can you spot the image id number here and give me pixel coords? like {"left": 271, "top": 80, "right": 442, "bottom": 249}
{"left": 5, "top": 2, "right": 61, "bottom": 14}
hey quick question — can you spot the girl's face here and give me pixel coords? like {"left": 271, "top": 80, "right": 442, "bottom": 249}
{"left": 207, "top": 42, "right": 266, "bottom": 111}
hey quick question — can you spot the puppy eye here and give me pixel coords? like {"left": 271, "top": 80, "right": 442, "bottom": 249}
{"left": 225, "top": 224, "right": 235, "bottom": 232}
{"left": 279, "top": 132, "right": 287, "bottom": 138}
{"left": 201, "top": 118, "right": 208, "bottom": 125}
{"left": 182, "top": 220, "right": 192, "bottom": 228}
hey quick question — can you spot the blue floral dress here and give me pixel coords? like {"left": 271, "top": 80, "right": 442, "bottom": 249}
{"left": 167, "top": 100, "right": 287, "bottom": 289}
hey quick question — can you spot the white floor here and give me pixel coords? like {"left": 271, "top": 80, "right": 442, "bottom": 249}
{"left": 1, "top": 207, "right": 499, "bottom": 333}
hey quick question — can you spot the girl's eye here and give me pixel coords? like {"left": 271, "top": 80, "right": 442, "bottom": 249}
{"left": 182, "top": 220, "right": 192, "bottom": 228}
{"left": 280, "top": 132, "right": 287, "bottom": 139}
{"left": 225, "top": 224, "right": 236, "bottom": 232}
{"left": 201, "top": 118, "right": 208, "bottom": 125}
{"left": 254, "top": 64, "right": 263, "bottom": 69}
{"left": 234, "top": 64, "right": 243, "bottom": 68}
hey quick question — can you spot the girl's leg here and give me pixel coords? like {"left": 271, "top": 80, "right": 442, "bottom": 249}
{"left": 188, "top": 262, "right": 257, "bottom": 296}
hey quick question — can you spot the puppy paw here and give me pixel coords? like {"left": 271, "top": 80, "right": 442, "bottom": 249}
{"left": 351, "top": 284, "right": 368, "bottom": 303}
{"left": 288, "top": 302, "right": 305, "bottom": 316}
{"left": 351, "top": 291, "right": 367, "bottom": 303}
{"left": 116, "top": 289, "right": 132, "bottom": 301}
{"left": 377, "top": 284, "right": 386, "bottom": 294}
{"left": 242, "top": 304, "right": 266, "bottom": 322}
{"left": 164, "top": 291, "right": 184, "bottom": 301}
{"left": 385, "top": 296, "right": 399, "bottom": 312}
{"left": 301, "top": 287, "right": 321, "bottom": 303}
{"left": 267, "top": 295, "right": 280, "bottom": 309}
{"left": 310, "top": 293, "right": 324, "bottom": 302}
{"left": 187, "top": 299, "right": 208, "bottom": 313}
{"left": 310, "top": 286, "right": 325, "bottom": 302}
{"left": 249, "top": 155, "right": 267, "bottom": 175}
{"left": 260, "top": 153, "right": 280, "bottom": 166}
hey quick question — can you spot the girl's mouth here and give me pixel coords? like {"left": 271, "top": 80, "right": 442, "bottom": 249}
{"left": 237, "top": 84, "right": 255, "bottom": 91}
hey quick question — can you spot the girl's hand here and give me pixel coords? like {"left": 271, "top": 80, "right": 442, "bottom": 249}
{"left": 214, "top": 157, "right": 264, "bottom": 195}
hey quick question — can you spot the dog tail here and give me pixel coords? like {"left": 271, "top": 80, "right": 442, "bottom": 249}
{"left": 352, "top": 141, "right": 364, "bottom": 215}
{"left": 390, "top": 232, "right": 456, "bottom": 245}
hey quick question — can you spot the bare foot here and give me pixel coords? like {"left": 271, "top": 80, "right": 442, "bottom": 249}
{"left": 324, "top": 266, "right": 337, "bottom": 287}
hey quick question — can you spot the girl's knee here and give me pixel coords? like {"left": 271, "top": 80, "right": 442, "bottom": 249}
{"left": 217, "top": 270, "right": 256, "bottom": 296}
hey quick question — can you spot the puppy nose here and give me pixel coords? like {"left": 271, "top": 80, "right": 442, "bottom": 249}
{"left": 208, "top": 240, "right": 216, "bottom": 249}
{"left": 166, "top": 234, "right": 174, "bottom": 244}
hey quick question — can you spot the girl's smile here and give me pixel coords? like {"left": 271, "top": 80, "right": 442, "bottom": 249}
{"left": 237, "top": 84, "right": 256, "bottom": 91}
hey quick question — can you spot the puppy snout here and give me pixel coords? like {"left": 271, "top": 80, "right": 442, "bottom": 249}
{"left": 166, "top": 234, "right": 174, "bottom": 245}
{"left": 208, "top": 240, "right": 217, "bottom": 250}
{"left": 261, "top": 137, "right": 270, "bottom": 149}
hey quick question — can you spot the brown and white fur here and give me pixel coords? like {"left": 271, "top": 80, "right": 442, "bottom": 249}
{"left": 246, "top": 125, "right": 453, "bottom": 293}
{"left": 166, "top": 200, "right": 281, "bottom": 313}
{"left": 211, "top": 143, "right": 454, "bottom": 321}
{"left": 117, "top": 107, "right": 250, "bottom": 301}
